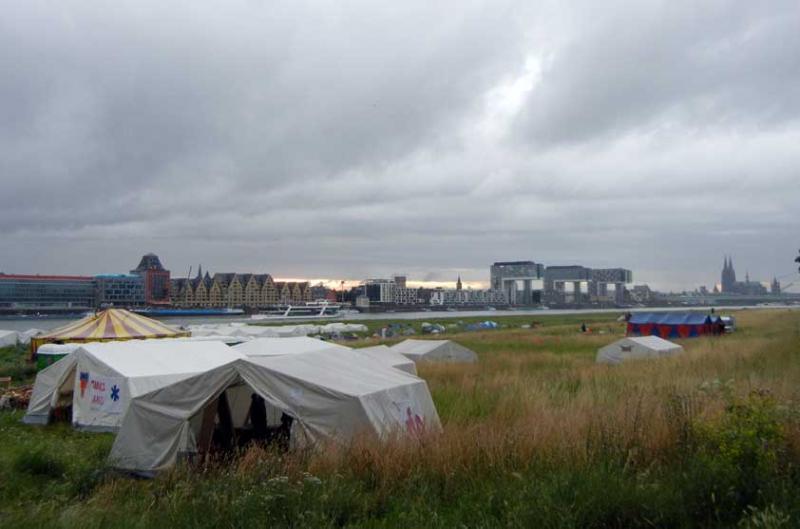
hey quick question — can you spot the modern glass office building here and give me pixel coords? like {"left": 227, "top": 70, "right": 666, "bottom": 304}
{"left": 0, "top": 274, "right": 96, "bottom": 309}
{"left": 95, "top": 274, "right": 145, "bottom": 307}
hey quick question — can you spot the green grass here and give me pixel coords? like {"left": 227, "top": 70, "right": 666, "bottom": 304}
{"left": 0, "top": 344, "right": 36, "bottom": 384}
{"left": 1, "top": 309, "right": 799, "bottom": 528}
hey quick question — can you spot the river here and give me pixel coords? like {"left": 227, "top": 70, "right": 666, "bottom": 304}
{"left": 0, "top": 304, "right": 796, "bottom": 332}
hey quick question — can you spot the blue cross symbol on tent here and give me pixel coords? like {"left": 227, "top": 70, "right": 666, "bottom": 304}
{"left": 110, "top": 385, "right": 120, "bottom": 402}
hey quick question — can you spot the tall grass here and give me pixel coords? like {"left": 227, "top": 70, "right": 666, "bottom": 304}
{"left": 1, "top": 309, "right": 799, "bottom": 528}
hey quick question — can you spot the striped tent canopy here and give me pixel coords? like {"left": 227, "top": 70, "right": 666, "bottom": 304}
{"left": 30, "top": 309, "right": 190, "bottom": 356}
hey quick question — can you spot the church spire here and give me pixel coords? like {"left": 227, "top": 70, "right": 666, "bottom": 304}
{"left": 456, "top": 275, "right": 463, "bottom": 291}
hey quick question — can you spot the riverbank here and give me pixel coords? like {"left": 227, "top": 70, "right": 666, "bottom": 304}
{"left": 2, "top": 308, "right": 799, "bottom": 527}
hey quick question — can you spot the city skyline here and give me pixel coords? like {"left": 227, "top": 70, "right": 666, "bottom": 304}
{"left": 1, "top": 251, "right": 794, "bottom": 294}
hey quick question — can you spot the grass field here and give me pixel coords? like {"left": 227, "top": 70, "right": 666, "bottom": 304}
{"left": 1, "top": 309, "right": 799, "bottom": 528}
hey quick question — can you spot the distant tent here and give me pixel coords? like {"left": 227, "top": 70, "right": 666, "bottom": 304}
{"left": 0, "top": 330, "right": 18, "bottom": 348}
{"left": 390, "top": 339, "right": 478, "bottom": 363}
{"left": 30, "top": 309, "right": 190, "bottom": 358}
{"left": 596, "top": 336, "right": 684, "bottom": 365}
{"left": 18, "top": 328, "right": 45, "bottom": 346}
{"left": 108, "top": 351, "right": 441, "bottom": 474}
{"left": 626, "top": 312, "right": 723, "bottom": 339}
{"left": 23, "top": 340, "right": 244, "bottom": 431}
{"left": 357, "top": 345, "right": 418, "bottom": 375}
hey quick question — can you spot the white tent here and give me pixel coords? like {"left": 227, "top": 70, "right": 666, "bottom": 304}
{"left": 596, "top": 336, "right": 684, "bottom": 365}
{"left": 23, "top": 340, "right": 245, "bottom": 431}
{"left": 108, "top": 351, "right": 440, "bottom": 474}
{"left": 357, "top": 345, "right": 418, "bottom": 375}
{"left": 189, "top": 323, "right": 368, "bottom": 339}
{"left": 390, "top": 339, "right": 478, "bottom": 363}
{"left": 0, "top": 330, "right": 19, "bottom": 348}
{"left": 320, "top": 323, "right": 368, "bottom": 334}
{"left": 18, "top": 328, "right": 45, "bottom": 345}
{"left": 234, "top": 336, "right": 350, "bottom": 357}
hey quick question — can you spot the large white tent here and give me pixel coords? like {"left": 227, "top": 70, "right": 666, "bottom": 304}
{"left": 390, "top": 339, "right": 478, "bottom": 363}
{"left": 108, "top": 350, "right": 440, "bottom": 474}
{"left": 596, "top": 336, "right": 684, "bottom": 365}
{"left": 23, "top": 340, "right": 245, "bottom": 431}
{"left": 357, "top": 345, "right": 417, "bottom": 375}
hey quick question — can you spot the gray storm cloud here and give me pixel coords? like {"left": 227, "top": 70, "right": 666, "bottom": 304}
{"left": 1, "top": 0, "right": 798, "bottom": 291}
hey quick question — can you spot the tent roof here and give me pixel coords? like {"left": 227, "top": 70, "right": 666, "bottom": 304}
{"left": 234, "top": 336, "right": 350, "bottom": 357}
{"left": 629, "top": 312, "right": 711, "bottom": 325}
{"left": 617, "top": 336, "right": 682, "bottom": 351}
{"left": 390, "top": 339, "right": 478, "bottom": 363}
{"left": 36, "top": 309, "right": 189, "bottom": 342}
{"left": 77, "top": 340, "right": 244, "bottom": 378}
{"left": 247, "top": 350, "right": 420, "bottom": 397}
{"left": 390, "top": 339, "right": 451, "bottom": 355}
{"left": 356, "top": 345, "right": 418, "bottom": 374}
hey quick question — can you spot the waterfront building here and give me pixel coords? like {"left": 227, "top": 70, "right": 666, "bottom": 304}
{"left": 543, "top": 265, "right": 632, "bottom": 306}
{"left": 543, "top": 266, "right": 592, "bottom": 305}
{"left": 628, "top": 284, "right": 654, "bottom": 304}
{"left": 171, "top": 270, "right": 297, "bottom": 308}
{"left": 95, "top": 274, "right": 145, "bottom": 308}
{"left": 490, "top": 261, "right": 545, "bottom": 305}
{"left": 429, "top": 287, "right": 507, "bottom": 306}
{"left": 130, "top": 253, "right": 171, "bottom": 305}
{"left": 363, "top": 279, "right": 396, "bottom": 304}
{"left": 0, "top": 274, "right": 96, "bottom": 310}
{"left": 589, "top": 268, "right": 632, "bottom": 304}
{"left": 393, "top": 286, "right": 421, "bottom": 305}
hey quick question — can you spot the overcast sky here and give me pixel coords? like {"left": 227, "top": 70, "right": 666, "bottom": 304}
{"left": 1, "top": 1, "right": 798, "bottom": 291}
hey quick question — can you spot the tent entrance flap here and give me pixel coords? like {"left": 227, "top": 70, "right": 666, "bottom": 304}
{"left": 190, "top": 382, "right": 294, "bottom": 460}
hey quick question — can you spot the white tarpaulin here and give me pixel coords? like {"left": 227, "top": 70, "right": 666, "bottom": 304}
{"left": 37, "top": 343, "right": 81, "bottom": 357}
{"left": 24, "top": 340, "right": 245, "bottom": 431}
{"left": 108, "top": 351, "right": 441, "bottom": 474}
{"left": 189, "top": 322, "right": 368, "bottom": 339}
{"left": 596, "top": 336, "right": 684, "bottom": 365}
{"left": 390, "top": 339, "right": 478, "bottom": 363}
{"left": 357, "top": 345, "right": 417, "bottom": 375}
{"left": 18, "top": 328, "right": 45, "bottom": 345}
{"left": 320, "top": 323, "right": 368, "bottom": 334}
{"left": 0, "top": 330, "right": 18, "bottom": 348}
{"left": 234, "top": 336, "right": 350, "bottom": 357}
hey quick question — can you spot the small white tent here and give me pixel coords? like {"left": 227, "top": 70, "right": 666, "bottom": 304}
{"left": 0, "top": 330, "right": 19, "bottom": 348}
{"left": 596, "top": 336, "right": 684, "bottom": 365}
{"left": 357, "top": 345, "right": 418, "bottom": 375}
{"left": 18, "top": 328, "right": 44, "bottom": 346}
{"left": 390, "top": 339, "right": 478, "bottom": 363}
{"left": 24, "top": 340, "right": 245, "bottom": 431}
{"left": 108, "top": 351, "right": 440, "bottom": 474}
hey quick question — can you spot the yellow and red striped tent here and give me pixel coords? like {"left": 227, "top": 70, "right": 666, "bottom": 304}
{"left": 30, "top": 308, "right": 190, "bottom": 357}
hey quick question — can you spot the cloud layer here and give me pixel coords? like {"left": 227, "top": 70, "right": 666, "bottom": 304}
{"left": 1, "top": 1, "right": 798, "bottom": 290}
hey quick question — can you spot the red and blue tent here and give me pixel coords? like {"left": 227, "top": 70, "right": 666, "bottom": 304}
{"left": 627, "top": 313, "right": 723, "bottom": 339}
